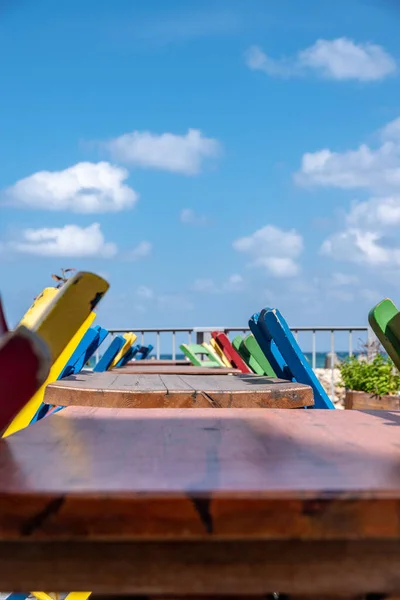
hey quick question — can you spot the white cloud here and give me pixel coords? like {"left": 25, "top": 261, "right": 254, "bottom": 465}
{"left": 106, "top": 129, "right": 221, "bottom": 175}
{"left": 3, "top": 162, "right": 138, "bottom": 213}
{"left": 245, "top": 38, "right": 396, "bottom": 81}
{"left": 137, "top": 285, "right": 154, "bottom": 300}
{"left": 297, "top": 116, "right": 400, "bottom": 270}
{"left": 126, "top": 241, "right": 152, "bottom": 261}
{"left": 382, "top": 116, "right": 400, "bottom": 141}
{"left": 299, "top": 38, "right": 396, "bottom": 81}
{"left": 347, "top": 195, "right": 400, "bottom": 228}
{"left": 295, "top": 116, "right": 400, "bottom": 192}
{"left": 321, "top": 228, "right": 400, "bottom": 267}
{"left": 180, "top": 208, "right": 208, "bottom": 225}
{"left": 8, "top": 223, "right": 117, "bottom": 258}
{"left": 295, "top": 142, "right": 400, "bottom": 191}
{"left": 233, "top": 225, "right": 303, "bottom": 277}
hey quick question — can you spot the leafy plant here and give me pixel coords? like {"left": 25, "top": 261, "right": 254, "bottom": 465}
{"left": 51, "top": 268, "right": 76, "bottom": 288}
{"left": 339, "top": 354, "right": 400, "bottom": 397}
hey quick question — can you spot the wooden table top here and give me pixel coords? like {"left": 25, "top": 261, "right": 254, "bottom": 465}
{"left": 1, "top": 407, "right": 400, "bottom": 540}
{"left": 44, "top": 372, "right": 314, "bottom": 409}
{"left": 2, "top": 407, "right": 400, "bottom": 594}
{"left": 117, "top": 365, "right": 241, "bottom": 375}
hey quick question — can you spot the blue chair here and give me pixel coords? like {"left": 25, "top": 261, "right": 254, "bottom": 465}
{"left": 250, "top": 308, "right": 335, "bottom": 409}
{"left": 31, "top": 326, "right": 110, "bottom": 423}
{"left": 116, "top": 344, "right": 139, "bottom": 367}
{"left": 116, "top": 343, "right": 154, "bottom": 367}
{"left": 93, "top": 336, "right": 125, "bottom": 372}
{"left": 59, "top": 326, "right": 109, "bottom": 378}
{"left": 136, "top": 344, "right": 153, "bottom": 360}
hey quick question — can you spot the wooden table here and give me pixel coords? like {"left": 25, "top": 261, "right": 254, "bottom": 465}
{"left": 44, "top": 372, "right": 314, "bottom": 409}
{"left": 1, "top": 407, "right": 400, "bottom": 597}
{"left": 117, "top": 365, "right": 241, "bottom": 375}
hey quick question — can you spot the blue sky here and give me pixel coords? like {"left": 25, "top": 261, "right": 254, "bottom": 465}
{"left": 1, "top": 0, "right": 400, "bottom": 331}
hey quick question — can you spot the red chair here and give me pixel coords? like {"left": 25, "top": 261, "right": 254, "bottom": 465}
{"left": 0, "top": 298, "right": 50, "bottom": 435}
{"left": 211, "top": 331, "right": 252, "bottom": 374}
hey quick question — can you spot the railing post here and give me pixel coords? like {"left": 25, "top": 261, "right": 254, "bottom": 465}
{"left": 156, "top": 331, "right": 160, "bottom": 360}
{"left": 172, "top": 331, "right": 176, "bottom": 360}
{"left": 312, "top": 330, "right": 316, "bottom": 370}
{"left": 330, "top": 330, "right": 335, "bottom": 402}
{"left": 196, "top": 331, "right": 204, "bottom": 345}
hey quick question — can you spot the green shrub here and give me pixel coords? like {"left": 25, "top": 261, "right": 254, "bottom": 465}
{"left": 339, "top": 354, "right": 400, "bottom": 397}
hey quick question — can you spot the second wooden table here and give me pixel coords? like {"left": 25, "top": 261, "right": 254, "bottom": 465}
{"left": 44, "top": 372, "right": 314, "bottom": 409}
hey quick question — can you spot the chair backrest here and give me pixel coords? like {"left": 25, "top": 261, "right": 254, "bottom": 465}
{"left": 116, "top": 343, "right": 139, "bottom": 367}
{"left": 0, "top": 324, "right": 51, "bottom": 435}
{"left": 250, "top": 308, "right": 335, "bottom": 409}
{"left": 210, "top": 338, "right": 232, "bottom": 367}
{"left": 59, "top": 326, "right": 108, "bottom": 378}
{"left": 180, "top": 343, "right": 224, "bottom": 367}
{"left": 202, "top": 343, "right": 226, "bottom": 366}
{"left": 249, "top": 313, "right": 290, "bottom": 379}
{"left": 232, "top": 334, "right": 265, "bottom": 375}
{"left": 93, "top": 336, "right": 125, "bottom": 372}
{"left": 32, "top": 325, "right": 109, "bottom": 423}
{"left": 19, "top": 273, "right": 108, "bottom": 365}
{"left": 135, "top": 344, "right": 154, "bottom": 360}
{"left": 19, "top": 287, "right": 59, "bottom": 329}
{"left": 368, "top": 298, "right": 400, "bottom": 371}
{"left": 116, "top": 343, "right": 154, "bottom": 366}
{"left": 211, "top": 331, "right": 252, "bottom": 373}
{"left": 3, "top": 272, "right": 109, "bottom": 436}
{"left": 109, "top": 332, "right": 137, "bottom": 369}
{"left": 244, "top": 334, "right": 275, "bottom": 376}
{"left": 8, "top": 281, "right": 95, "bottom": 600}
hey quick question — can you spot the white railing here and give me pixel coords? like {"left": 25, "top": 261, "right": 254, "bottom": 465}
{"left": 108, "top": 326, "right": 370, "bottom": 361}
{"left": 106, "top": 326, "right": 371, "bottom": 401}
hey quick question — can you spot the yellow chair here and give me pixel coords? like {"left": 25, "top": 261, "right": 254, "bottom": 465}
{"left": 201, "top": 342, "right": 226, "bottom": 367}
{"left": 19, "top": 287, "right": 59, "bottom": 329}
{"left": 108, "top": 331, "right": 137, "bottom": 369}
{"left": 7, "top": 273, "right": 109, "bottom": 600}
{"left": 209, "top": 338, "right": 232, "bottom": 367}
{"left": 3, "top": 272, "right": 108, "bottom": 436}
{"left": 32, "top": 593, "right": 91, "bottom": 600}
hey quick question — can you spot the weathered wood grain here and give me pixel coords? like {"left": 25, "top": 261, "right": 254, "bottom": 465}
{"left": 1, "top": 407, "right": 400, "bottom": 542}
{"left": 345, "top": 390, "right": 400, "bottom": 410}
{"left": 1, "top": 540, "right": 400, "bottom": 595}
{"left": 1, "top": 408, "right": 400, "bottom": 594}
{"left": 44, "top": 373, "right": 314, "bottom": 409}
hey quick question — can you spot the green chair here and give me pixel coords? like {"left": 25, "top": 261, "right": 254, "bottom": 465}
{"left": 368, "top": 298, "right": 400, "bottom": 370}
{"left": 232, "top": 334, "right": 275, "bottom": 376}
{"left": 180, "top": 343, "right": 224, "bottom": 368}
{"left": 244, "top": 334, "right": 275, "bottom": 376}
